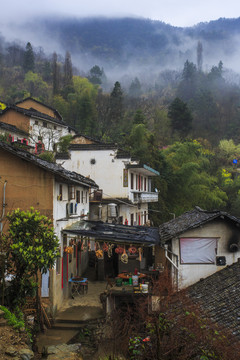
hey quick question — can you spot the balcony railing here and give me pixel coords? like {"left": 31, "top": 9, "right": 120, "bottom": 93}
{"left": 130, "top": 191, "right": 158, "bottom": 203}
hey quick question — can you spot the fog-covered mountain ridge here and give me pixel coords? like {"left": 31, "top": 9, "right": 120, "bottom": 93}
{"left": 2, "top": 16, "right": 240, "bottom": 72}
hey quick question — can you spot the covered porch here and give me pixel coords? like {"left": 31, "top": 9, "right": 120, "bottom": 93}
{"left": 62, "top": 220, "right": 160, "bottom": 298}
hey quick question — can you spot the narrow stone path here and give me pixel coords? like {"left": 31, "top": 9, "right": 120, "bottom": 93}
{"left": 36, "top": 279, "right": 107, "bottom": 358}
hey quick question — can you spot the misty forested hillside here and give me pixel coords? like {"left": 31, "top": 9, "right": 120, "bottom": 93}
{"left": 1, "top": 16, "right": 240, "bottom": 73}
{"left": 3, "top": 16, "right": 240, "bottom": 73}
{"left": 2, "top": 16, "right": 240, "bottom": 222}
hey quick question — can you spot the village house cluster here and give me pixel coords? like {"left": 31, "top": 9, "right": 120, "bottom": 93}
{"left": 1, "top": 97, "right": 240, "bottom": 340}
{"left": 0, "top": 97, "right": 159, "bottom": 312}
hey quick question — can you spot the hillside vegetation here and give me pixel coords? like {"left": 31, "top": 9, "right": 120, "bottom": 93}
{"left": 1, "top": 17, "right": 240, "bottom": 223}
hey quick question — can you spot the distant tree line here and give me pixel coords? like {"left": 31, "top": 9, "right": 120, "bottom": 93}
{"left": 1, "top": 39, "right": 240, "bottom": 222}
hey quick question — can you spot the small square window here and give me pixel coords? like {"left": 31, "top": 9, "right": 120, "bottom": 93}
{"left": 35, "top": 120, "right": 38, "bottom": 125}
{"left": 43, "top": 121, "right": 47, "bottom": 128}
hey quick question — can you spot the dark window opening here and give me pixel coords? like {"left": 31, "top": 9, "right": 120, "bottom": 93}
{"left": 76, "top": 190, "right": 80, "bottom": 203}
{"left": 58, "top": 184, "right": 63, "bottom": 201}
{"left": 131, "top": 173, "right": 134, "bottom": 189}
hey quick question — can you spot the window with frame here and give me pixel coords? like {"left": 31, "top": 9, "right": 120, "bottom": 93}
{"left": 131, "top": 173, "right": 134, "bottom": 189}
{"left": 58, "top": 184, "right": 62, "bottom": 201}
{"left": 180, "top": 237, "right": 217, "bottom": 264}
{"left": 43, "top": 121, "right": 47, "bottom": 128}
{"left": 76, "top": 190, "right": 80, "bottom": 203}
{"left": 69, "top": 185, "right": 75, "bottom": 200}
{"left": 131, "top": 213, "right": 134, "bottom": 226}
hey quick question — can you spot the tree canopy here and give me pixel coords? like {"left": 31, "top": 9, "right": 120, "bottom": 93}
{"left": 6, "top": 208, "right": 59, "bottom": 307}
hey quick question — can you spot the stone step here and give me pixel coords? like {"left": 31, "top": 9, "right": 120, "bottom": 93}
{"left": 36, "top": 329, "right": 79, "bottom": 352}
{"left": 54, "top": 316, "right": 105, "bottom": 325}
{"left": 51, "top": 323, "right": 85, "bottom": 330}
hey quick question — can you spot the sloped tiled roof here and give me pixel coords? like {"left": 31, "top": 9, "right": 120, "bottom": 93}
{"left": 159, "top": 207, "right": 240, "bottom": 243}
{"left": 69, "top": 143, "right": 118, "bottom": 151}
{"left": 71, "top": 133, "right": 103, "bottom": 144}
{"left": 15, "top": 97, "right": 63, "bottom": 120}
{"left": 63, "top": 220, "right": 160, "bottom": 245}
{"left": 0, "top": 121, "right": 28, "bottom": 136}
{"left": 0, "top": 140, "right": 97, "bottom": 188}
{"left": 188, "top": 261, "right": 240, "bottom": 338}
{"left": 1, "top": 105, "right": 68, "bottom": 127}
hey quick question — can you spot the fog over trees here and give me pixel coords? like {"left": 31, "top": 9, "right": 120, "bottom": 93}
{"left": 1, "top": 17, "right": 240, "bottom": 222}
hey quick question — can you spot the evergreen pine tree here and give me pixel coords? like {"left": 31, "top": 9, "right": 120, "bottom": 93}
{"left": 23, "top": 42, "right": 35, "bottom": 73}
{"left": 52, "top": 52, "right": 60, "bottom": 96}
{"left": 168, "top": 97, "right": 192, "bottom": 138}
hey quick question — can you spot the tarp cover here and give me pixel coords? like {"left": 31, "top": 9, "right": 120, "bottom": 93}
{"left": 63, "top": 220, "right": 159, "bottom": 246}
{"left": 180, "top": 237, "right": 217, "bottom": 264}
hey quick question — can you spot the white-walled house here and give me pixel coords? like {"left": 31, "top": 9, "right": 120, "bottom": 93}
{"left": 0, "top": 140, "right": 97, "bottom": 312}
{"left": 0, "top": 121, "right": 30, "bottom": 144}
{"left": 56, "top": 136, "right": 160, "bottom": 226}
{"left": 157, "top": 206, "right": 240, "bottom": 289}
{"left": 0, "top": 98, "right": 75, "bottom": 152}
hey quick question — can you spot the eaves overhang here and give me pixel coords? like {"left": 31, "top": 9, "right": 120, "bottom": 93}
{"left": 126, "top": 164, "right": 160, "bottom": 176}
{"left": 62, "top": 220, "right": 160, "bottom": 246}
{"left": 0, "top": 140, "right": 98, "bottom": 188}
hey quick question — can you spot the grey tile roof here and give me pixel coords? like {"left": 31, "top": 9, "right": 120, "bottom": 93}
{"left": 0, "top": 140, "right": 98, "bottom": 188}
{"left": 159, "top": 207, "right": 240, "bottom": 243}
{"left": 72, "top": 133, "right": 103, "bottom": 144}
{"left": 15, "top": 97, "right": 63, "bottom": 120}
{"left": 69, "top": 143, "right": 118, "bottom": 151}
{"left": 188, "top": 261, "right": 240, "bottom": 338}
{"left": 0, "top": 121, "right": 28, "bottom": 136}
{"left": 1, "top": 105, "right": 68, "bottom": 127}
{"left": 63, "top": 220, "right": 160, "bottom": 245}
